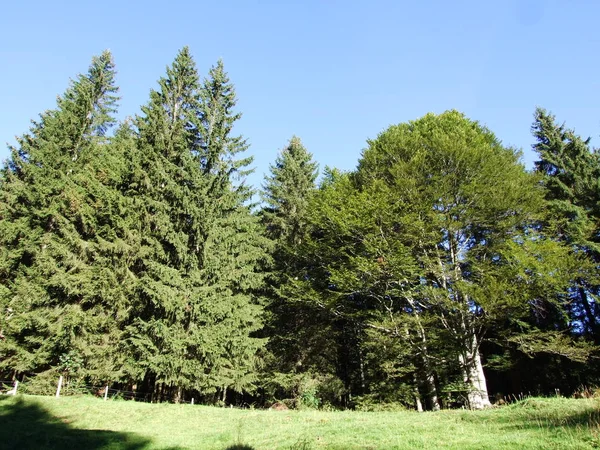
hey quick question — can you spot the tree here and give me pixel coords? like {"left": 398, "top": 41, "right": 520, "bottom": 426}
{"left": 193, "top": 59, "right": 270, "bottom": 401}
{"left": 260, "top": 137, "right": 330, "bottom": 406}
{"left": 291, "top": 111, "right": 576, "bottom": 409}
{"left": 0, "top": 51, "right": 124, "bottom": 388}
{"left": 261, "top": 136, "right": 318, "bottom": 246}
{"left": 296, "top": 171, "right": 440, "bottom": 410}
{"left": 123, "top": 47, "right": 215, "bottom": 401}
{"left": 354, "top": 111, "right": 583, "bottom": 408}
{"left": 532, "top": 108, "right": 600, "bottom": 341}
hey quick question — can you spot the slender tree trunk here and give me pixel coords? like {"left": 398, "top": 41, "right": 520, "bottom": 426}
{"left": 412, "top": 373, "right": 423, "bottom": 412}
{"left": 222, "top": 386, "right": 227, "bottom": 405}
{"left": 357, "top": 345, "right": 366, "bottom": 394}
{"left": 424, "top": 370, "right": 440, "bottom": 411}
{"left": 407, "top": 304, "right": 441, "bottom": 411}
{"left": 417, "top": 326, "right": 440, "bottom": 411}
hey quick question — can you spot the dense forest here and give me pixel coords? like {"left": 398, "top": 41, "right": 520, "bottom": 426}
{"left": 1, "top": 49, "right": 598, "bottom": 411}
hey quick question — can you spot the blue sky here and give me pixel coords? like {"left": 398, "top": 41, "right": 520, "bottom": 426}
{"left": 1, "top": 0, "right": 599, "bottom": 190}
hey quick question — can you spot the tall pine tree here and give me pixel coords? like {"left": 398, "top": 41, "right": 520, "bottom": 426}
{"left": 0, "top": 51, "right": 124, "bottom": 389}
{"left": 193, "top": 60, "right": 270, "bottom": 402}
{"left": 260, "top": 137, "right": 335, "bottom": 406}
{"left": 124, "top": 47, "right": 211, "bottom": 401}
{"left": 532, "top": 108, "right": 600, "bottom": 341}
{"left": 261, "top": 136, "right": 318, "bottom": 246}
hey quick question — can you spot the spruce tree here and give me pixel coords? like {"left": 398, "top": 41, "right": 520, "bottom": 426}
{"left": 259, "top": 137, "right": 332, "bottom": 406}
{"left": 124, "top": 47, "right": 211, "bottom": 401}
{"left": 194, "top": 60, "right": 270, "bottom": 401}
{"left": 0, "top": 51, "right": 124, "bottom": 388}
{"left": 532, "top": 108, "right": 600, "bottom": 341}
{"left": 261, "top": 136, "right": 318, "bottom": 246}
{"left": 125, "top": 55, "right": 268, "bottom": 402}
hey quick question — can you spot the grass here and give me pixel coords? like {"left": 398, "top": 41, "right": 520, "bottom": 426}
{"left": 0, "top": 395, "right": 599, "bottom": 449}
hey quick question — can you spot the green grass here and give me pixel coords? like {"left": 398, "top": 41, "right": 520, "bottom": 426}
{"left": 0, "top": 395, "right": 599, "bottom": 449}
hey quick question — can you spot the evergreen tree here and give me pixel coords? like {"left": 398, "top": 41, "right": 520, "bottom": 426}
{"left": 123, "top": 53, "right": 269, "bottom": 402}
{"left": 532, "top": 108, "right": 600, "bottom": 341}
{"left": 194, "top": 60, "right": 270, "bottom": 401}
{"left": 259, "top": 137, "right": 333, "bottom": 407}
{"left": 0, "top": 51, "right": 124, "bottom": 388}
{"left": 261, "top": 136, "right": 318, "bottom": 246}
{"left": 124, "top": 47, "right": 211, "bottom": 401}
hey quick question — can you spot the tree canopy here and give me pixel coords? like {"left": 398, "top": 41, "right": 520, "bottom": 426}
{"left": 1, "top": 52, "right": 598, "bottom": 410}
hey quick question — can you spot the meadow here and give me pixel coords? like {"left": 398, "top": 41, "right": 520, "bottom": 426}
{"left": 0, "top": 395, "right": 599, "bottom": 449}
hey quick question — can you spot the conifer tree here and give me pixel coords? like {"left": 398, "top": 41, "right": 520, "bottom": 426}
{"left": 532, "top": 108, "right": 600, "bottom": 341}
{"left": 0, "top": 51, "right": 124, "bottom": 387}
{"left": 194, "top": 60, "right": 270, "bottom": 401}
{"left": 261, "top": 136, "right": 318, "bottom": 246}
{"left": 124, "top": 47, "right": 211, "bottom": 400}
{"left": 125, "top": 55, "right": 268, "bottom": 402}
{"left": 259, "top": 137, "right": 332, "bottom": 405}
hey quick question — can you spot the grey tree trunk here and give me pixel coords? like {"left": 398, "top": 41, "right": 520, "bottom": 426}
{"left": 459, "top": 335, "right": 491, "bottom": 410}
{"left": 412, "top": 374, "right": 424, "bottom": 412}
{"left": 406, "top": 300, "right": 441, "bottom": 411}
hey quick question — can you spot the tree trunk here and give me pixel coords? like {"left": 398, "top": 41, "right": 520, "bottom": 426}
{"left": 357, "top": 345, "right": 366, "bottom": 394}
{"left": 412, "top": 373, "right": 423, "bottom": 412}
{"left": 411, "top": 313, "right": 441, "bottom": 411}
{"left": 459, "top": 335, "right": 491, "bottom": 410}
{"left": 175, "top": 385, "right": 182, "bottom": 404}
{"left": 424, "top": 370, "right": 440, "bottom": 411}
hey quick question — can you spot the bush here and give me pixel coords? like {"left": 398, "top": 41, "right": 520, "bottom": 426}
{"left": 264, "top": 372, "right": 346, "bottom": 409}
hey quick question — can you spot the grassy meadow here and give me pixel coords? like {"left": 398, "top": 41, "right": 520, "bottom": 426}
{"left": 0, "top": 395, "right": 599, "bottom": 449}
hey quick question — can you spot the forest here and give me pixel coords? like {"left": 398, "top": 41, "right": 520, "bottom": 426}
{"left": 0, "top": 48, "right": 598, "bottom": 412}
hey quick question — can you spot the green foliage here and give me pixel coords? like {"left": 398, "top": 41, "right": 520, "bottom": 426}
{"left": 353, "top": 394, "right": 410, "bottom": 412}
{"left": 260, "top": 136, "right": 328, "bottom": 405}
{"left": 0, "top": 48, "right": 269, "bottom": 403}
{"left": 1, "top": 49, "right": 599, "bottom": 410}
{"left": 0, "top": 51, "right": 125, "bottom": 383}
{"left": 265, "top": 371, "right": 346, "bottom": 409}
{"left": 122, "top": 50, "right": 269, "bottom": 399}
{"left": 282, "top": 110, "right": 588, "bottom": 409}
{"left": 532, "top": 107, "right": 600, "bottom": 342}
{"left": 261, "top": 136, "right": 318, "bottom": 246}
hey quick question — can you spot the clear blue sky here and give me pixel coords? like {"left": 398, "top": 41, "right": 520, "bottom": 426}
{"left": 2, "top": 0, "right": 599, "bottom": 190}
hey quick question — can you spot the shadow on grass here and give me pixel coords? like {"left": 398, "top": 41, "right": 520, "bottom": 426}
{"left": 224, "top": 446, "right": 255, "bottom": 450}
{"left": 495, "top": 398, "right": 600, "bottom": 432}
{"left": 0, "top": 395, "right": 154, "bottom": 450}
{"left": 548, "top": 406, "right": 600, "bottom": 430}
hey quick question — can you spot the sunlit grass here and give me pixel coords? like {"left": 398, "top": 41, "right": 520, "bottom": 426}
{"left": 1, "top": 395, "right": 598, "bottom": 449}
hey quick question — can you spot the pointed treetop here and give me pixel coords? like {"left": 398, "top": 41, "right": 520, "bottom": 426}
{"left": 261, "top": 136, "right": 319, "bottom": 244}
{"left": 199, "top": 59, "right": 250, "bottom": 180}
